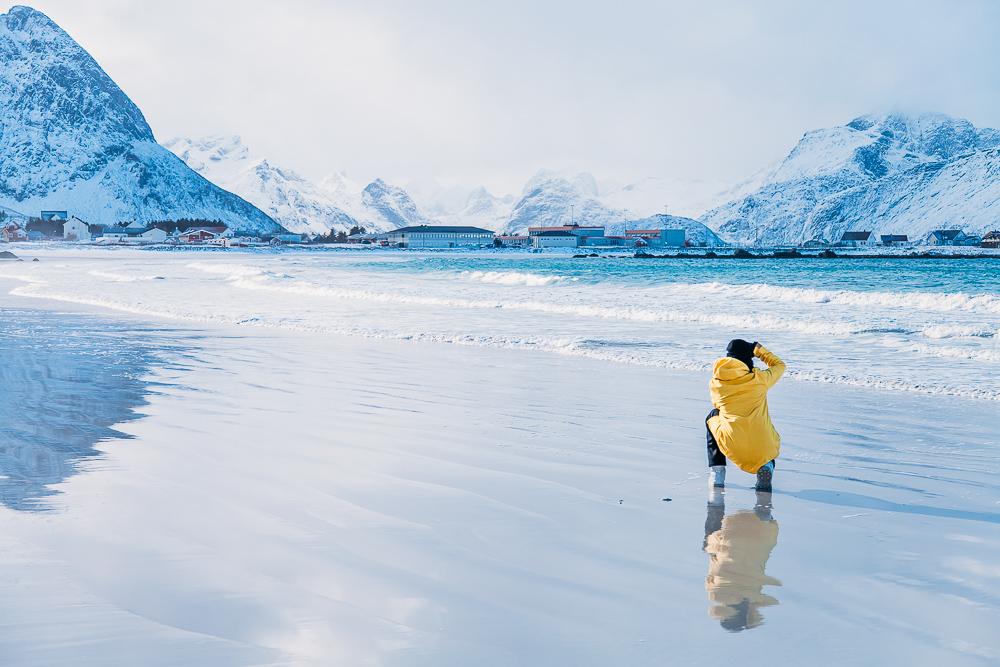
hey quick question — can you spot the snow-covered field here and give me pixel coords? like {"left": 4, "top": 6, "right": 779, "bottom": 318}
{"left": 0, "top": 248, "right": 998, "bottom": 665}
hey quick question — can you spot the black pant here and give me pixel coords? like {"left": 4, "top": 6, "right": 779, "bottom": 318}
{"left": 706, "top": 408, "right": 726, "bottom": 467}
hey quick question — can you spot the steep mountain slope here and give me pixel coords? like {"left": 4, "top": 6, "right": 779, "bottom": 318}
{"left": 0, "top": 6, "right": 282, "bottom": 233}
{"left": 166, "top": 136, "right": 357, "bottom": 235}
{"left": 167, "top": 136, "right": 435, "bottom": 234}
{"left": 358, "top": 179, "right": 433, "bottom": 230}
{"left": 700, "top": 113, "right": 1000, "bottom": 244}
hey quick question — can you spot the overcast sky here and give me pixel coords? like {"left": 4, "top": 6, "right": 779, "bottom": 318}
{"left": 18, "top": 0, "right": 1000, "bottom": 194}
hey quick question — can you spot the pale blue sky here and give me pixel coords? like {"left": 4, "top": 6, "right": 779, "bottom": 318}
{"left": 18, "top": 0, "right": 1000, "bottom": 193}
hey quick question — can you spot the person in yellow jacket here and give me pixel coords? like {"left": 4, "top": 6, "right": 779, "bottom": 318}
{"left": 706, "top": 339, "right": 786, "bottom": 491}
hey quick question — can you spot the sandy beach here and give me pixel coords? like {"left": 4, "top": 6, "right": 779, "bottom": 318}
{"left": 0, "top": 248, "right": 997, "bottom": 665}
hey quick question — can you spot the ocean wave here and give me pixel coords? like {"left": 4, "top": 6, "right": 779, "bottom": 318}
{"left": 919, "top": 324, "right": 998, "bottom": 339}
{"left": 905, "top": 342, "right": 1000, "bottom": 363}
{"left": 666, "top": 282, "right": 1000, "bottom": 315}
{"left": 187, "top": 266, "right": 864, "bottom": 336}
{"left": 8, "top": 280, "right": 997, "bottom": 402}
{"left": 459, "top": 270, "right": 574, "bottom": 286}
{"left": 87, "top": 270, "right": 166, "bottom": 282}
{"left": 186, "top": 262, "right": 293, "bottom": 280}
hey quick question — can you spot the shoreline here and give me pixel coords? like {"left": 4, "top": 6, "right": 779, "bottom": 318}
{"left": 0, "top": 289, "right": 997, "bottom": 664}
{"left": 4, "top": 241, "right": 1000, "bottom": 261}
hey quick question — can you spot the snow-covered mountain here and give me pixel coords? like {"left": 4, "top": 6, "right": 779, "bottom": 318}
{"left": 166, "top": 136, "right": 357, "bottom": 235}
{"left": 357, "top": 178, "right": 433, "bottom": 230}
{"left": 167, "top": 136, "right": 435, "bottom": 234}
{"left": 0, "top": 6, "right": 282, "bottom": 233}
{"left": 700, "top": 113, "right": 1000, "bottom": 245}
{"left": 503, "top": 170, "right": 622, "bottom": 233}
{"left": 501, "top": 169, "right": 721, "bottom": 243}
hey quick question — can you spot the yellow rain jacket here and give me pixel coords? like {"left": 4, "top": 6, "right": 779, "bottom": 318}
{"left": 707, "top": 345, "right": 786, "bottom": 473}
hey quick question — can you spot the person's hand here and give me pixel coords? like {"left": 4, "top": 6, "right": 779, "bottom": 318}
{"left": 753, "top": 342, "right": 762, "bottom": 355}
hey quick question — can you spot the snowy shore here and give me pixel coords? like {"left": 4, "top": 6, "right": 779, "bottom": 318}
{"left": 0, "top": 251, "right": 997, "bottom": 665}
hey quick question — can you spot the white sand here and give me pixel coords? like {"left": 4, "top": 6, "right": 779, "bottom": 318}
{"left": 0, "top": 251, "right": 997, "bottom": 665}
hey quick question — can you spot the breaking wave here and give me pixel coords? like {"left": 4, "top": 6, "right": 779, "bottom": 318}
{"left": 662, "top": 282, "right": 1000, "bottom": 315}
{"left": 87, "top": 270, "right": 166, "bottom": 282}
{"left": 459, "top": 270, "right": 573, "bottom": 286}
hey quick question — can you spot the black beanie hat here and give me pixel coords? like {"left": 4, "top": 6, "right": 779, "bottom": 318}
{"left": 726, "top": 339, "right": 757, "bottom": 371}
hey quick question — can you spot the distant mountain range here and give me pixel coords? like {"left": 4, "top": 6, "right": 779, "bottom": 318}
{"left": 0, "top": 6, "right": 283, "bottom": 234}
{"left": 172, "top": 113, "right": 1000, "bottom": 247}
{"left": 699, "top": 113, "right": 1000, "bottom": 245}
{"left": 164, "top": 142, "right": 726, "bottom": 242}
{"left": 3, "top": 6, "right": 997, "bottom": 244}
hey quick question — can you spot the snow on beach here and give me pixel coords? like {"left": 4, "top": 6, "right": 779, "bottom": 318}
{"left": 0, "top": 248, "right": 998, "bottom": 665}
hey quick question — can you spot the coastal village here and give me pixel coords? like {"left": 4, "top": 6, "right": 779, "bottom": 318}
{"left": 2, "top": 210, "right": 998, "bottom": 250}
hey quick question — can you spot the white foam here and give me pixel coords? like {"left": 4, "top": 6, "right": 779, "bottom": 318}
{"left": 460, "top": 270, "right": 573, "bottom": 287}
{"left": 87, "top": 270, "right": 165, "bottom": 282}
{"left": 665, "top": 281, "right": 1000, "bottom": 315}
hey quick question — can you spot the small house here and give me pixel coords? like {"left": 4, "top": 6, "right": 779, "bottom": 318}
{"left": 838, "top": 231, "right": 876, "bottom": 247}
{"left": 880, "top": 234, "right": 909, "bottom": 246}
{"left": 62, "top": 216, "right": 91, "bottom": 241}
{"left": 801, "top": 238, "right": 829, "bottom": 248}
{"left": 140, "top": 227, "right": 168, "bottom": 243}
{"left": 178, "top": 228, "right": 220, "bottom": 244}
{"left": 1, "top": 224, "right": 26, "bottom": 242}
{"left": 926, "top": 229, "right": 967, "bottom": 246}
{"left": 981, "top": 231, "right": 1000, "bottom": 249}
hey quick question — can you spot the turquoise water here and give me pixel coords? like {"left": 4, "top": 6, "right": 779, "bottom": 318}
{"left": 332, "top": 254, "right": 1000, "bottom": 294}
{"left": 3, "top": 251, "right": 997, "bottom": 400}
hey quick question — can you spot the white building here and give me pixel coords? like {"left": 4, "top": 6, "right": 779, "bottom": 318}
{"left": 532, "top": 230, "right": 579, "bottom": 248}
{"left": 62, "top": 216, "right": 91, "bottom": 241}
{"left": 838, "top": 231, "right": 877, "bottom": 247}
{"left": 140, "top": 227, "right": 168, "bottom": 242}
{"left": 386, "top": 225, "right": 494, "bottom": 249}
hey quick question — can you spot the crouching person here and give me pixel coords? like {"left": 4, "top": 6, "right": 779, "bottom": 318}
{"left": 706, "top": 339, "right": 786, "bottom": 491}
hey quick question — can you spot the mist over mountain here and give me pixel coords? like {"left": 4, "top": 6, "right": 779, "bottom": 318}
{"left": 0, "top": 6, "right": 282, "bottom": 233}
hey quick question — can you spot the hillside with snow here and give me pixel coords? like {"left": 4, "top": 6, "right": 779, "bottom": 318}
{"left": 0, "top": 6, "right": 282, "bottom": 233}
{"left": 167, "top": 137, "right": 435, "bottom": 235}
{"left": 700, "top": 113, "right": 1000, "bottom": 245}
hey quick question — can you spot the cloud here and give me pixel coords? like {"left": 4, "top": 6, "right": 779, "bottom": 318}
{"left": 16, "top": 0, "right": 1000, "bottom": 194}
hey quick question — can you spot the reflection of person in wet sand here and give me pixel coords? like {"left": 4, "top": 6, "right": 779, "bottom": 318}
{"left": 703, "top": 491, "right": 781, "bottom": 632}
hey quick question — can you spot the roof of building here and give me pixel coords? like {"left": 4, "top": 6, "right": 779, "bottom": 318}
{"left": 931, "top": 229, "right": 964, "bottom": 239}
{"left": 389, "top": 225, "right": 494, "bottom": 234}
{"left": 841, "top": 231, "right": 874, "bottom": 241}
{"left": 880, "top": 234, "right": 908, "bottom": 241}
{"left": 528, "top": 224, "right": 604, "bottom": 234}
{"left": 983, "top": 231, "right": 1000, "bottom": 240}
{"left": 534, "top": 230, "right": 577, "bottom": 237}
